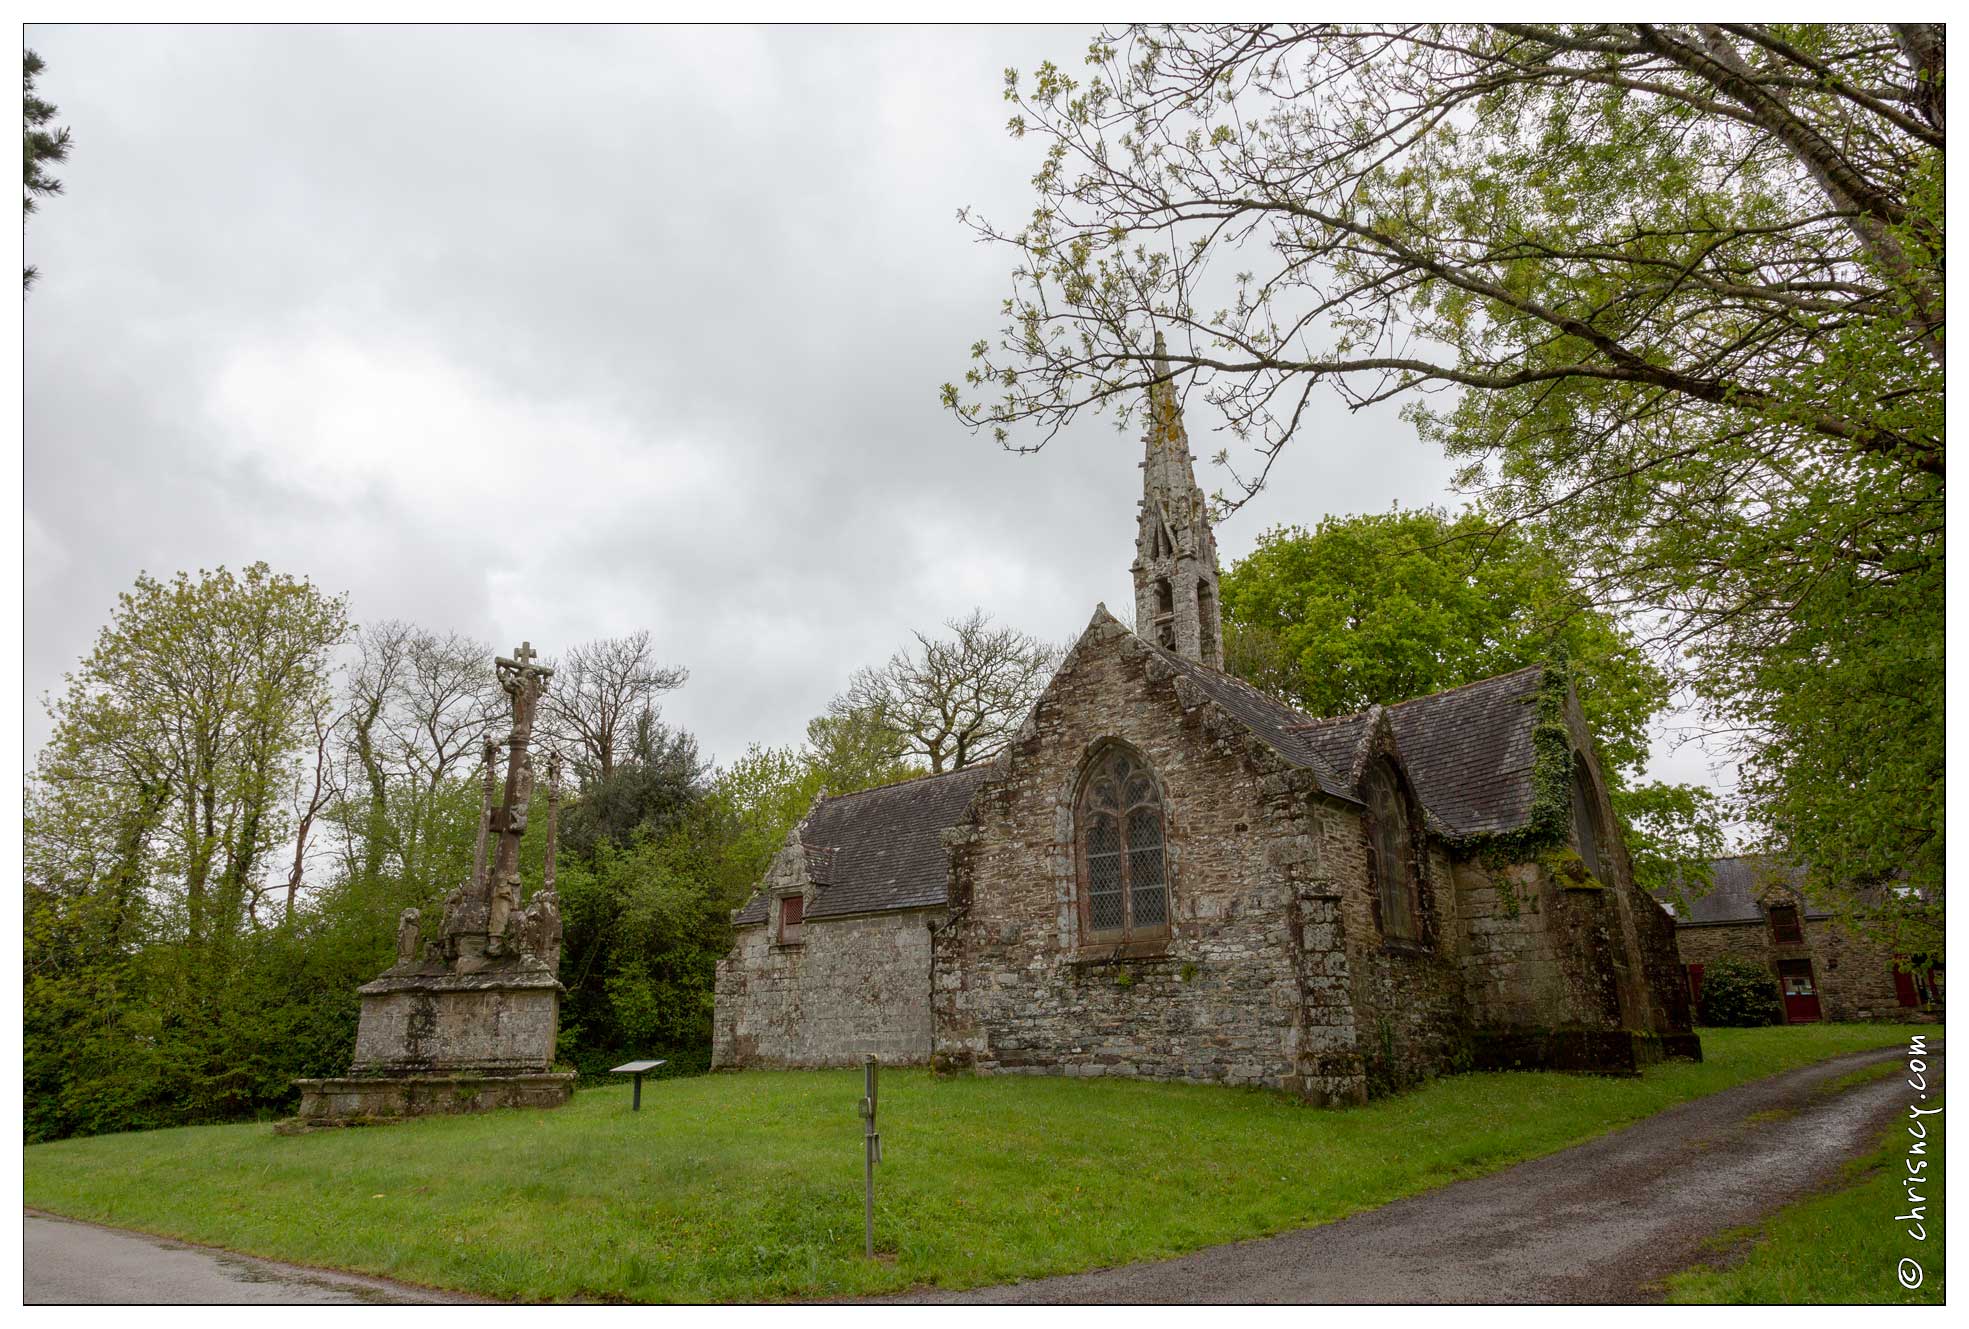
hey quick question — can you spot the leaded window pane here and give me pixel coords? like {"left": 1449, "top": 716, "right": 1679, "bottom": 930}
{"left": 1080, "top": 749, "right": 1171, "bottom": 941}
{"left": 1128, "top": 808, "right": 1166, "bottom": 927}
{"left": 1088, "top": 811, "right": 1124, "bottom": 932}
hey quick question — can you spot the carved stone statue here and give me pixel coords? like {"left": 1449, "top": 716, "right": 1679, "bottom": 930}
{"left": 522, "top": 889, "right": 563, "bottom": 971}
{"left": 394, "top": 908, "right": 422, "bottom": 967}
{"left": 437, "top": 884, "right": 463, "bottom": 936}
{"left": 509, "top": 752, "right": 535, "bottom": 835}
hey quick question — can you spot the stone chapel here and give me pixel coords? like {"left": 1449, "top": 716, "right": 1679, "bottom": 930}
{"left": 712, "top": 339, "right": 1699, "bottom": 1102}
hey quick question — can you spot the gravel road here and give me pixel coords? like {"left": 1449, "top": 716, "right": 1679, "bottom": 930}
{"left": 24, "top": 1212, "right": 479, "bottom": 1305}
{"left": 892, "top": 1041, "right": 1939, "bottom": 1304}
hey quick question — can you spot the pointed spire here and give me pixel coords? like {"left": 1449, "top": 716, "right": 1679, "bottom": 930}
{"left": 1147, "top": 329, "right": 1178, "bottom": 440}
{"left": 1130, "top": 327, "right": 1224, "bottom": 668}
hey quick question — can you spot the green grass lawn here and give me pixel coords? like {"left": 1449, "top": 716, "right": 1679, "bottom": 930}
{"left": 1667, "top": 1091, "right": 1944, "bottom": 1304}
{"left": 23, "top": 1023, "right": 1926, "bottom": 1303}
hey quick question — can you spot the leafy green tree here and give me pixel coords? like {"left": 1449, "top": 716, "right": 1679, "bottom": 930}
{"left": 803, "top": 704, "right": 926, "bottom": 794}
{"left": 554, "top": 824, "right": 731, "bottom": 1074}
{"left": 548, "top": 687, "right": 918, "bottom": 1080}
{"left": 947, "top": 23, "right": 1942, "bottom": 926}
{"left": 27, "top": 564, "right": 353, "bottom": 1138}
{"left": 1223, "top": 508, "right": 1666, "bottom": 778}
{"left": 1615, "top": 782, "right": 1729, "bottom": 898}
{"left": 1221, "top": 508, "right": 1719, "bottom": 888}
{"left": 36, "top": 564, "right": 351, "bottom": 943}
{"left": 23, "top": 48, "right": 72, "bottom": 288}
{"left": 558, "top": 710, "right": 705, "bottom": 861}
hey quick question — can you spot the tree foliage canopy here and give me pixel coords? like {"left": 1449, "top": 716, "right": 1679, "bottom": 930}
{"left": 949, "top": 23, "right": 1942, "bottom": 918}
{"left": 24, "top": 569, "right": 963, "bottom": 1140}
{"left": 1220, "top": 508, "right": 1723, "bottom": 891}
{"left": 35, "top": 564, "right": 352, "bottom": 942}
{"left": 1222, "top": 507, "right": 1666, "bottom": 779}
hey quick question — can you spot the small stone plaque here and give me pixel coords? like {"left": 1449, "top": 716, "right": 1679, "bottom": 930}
{"left": 610, "top": 1059, "right": 666, "bottom": 1074}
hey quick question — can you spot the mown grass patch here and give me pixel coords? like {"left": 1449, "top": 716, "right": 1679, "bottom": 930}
{"left": 24, "top": 1023, "right": 1925, "bottom": 1303}
{"left": 1666, "top": 1088, "right": 1943, "bottom": 1304}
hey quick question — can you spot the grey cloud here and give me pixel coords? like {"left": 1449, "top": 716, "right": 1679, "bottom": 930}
{"left": 24, "top": 23, "right": 1725, "bottom": 796}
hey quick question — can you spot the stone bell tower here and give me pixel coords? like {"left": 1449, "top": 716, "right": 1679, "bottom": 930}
{"left": 1131, "top": 331, "right": 1224, "bottom": 667}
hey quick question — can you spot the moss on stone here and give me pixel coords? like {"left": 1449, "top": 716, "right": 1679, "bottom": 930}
{"left": 1541, "top": 846, "right": 1606, "bottom": 890}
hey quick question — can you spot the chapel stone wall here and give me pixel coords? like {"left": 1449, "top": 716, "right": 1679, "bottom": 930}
{"left": 1454, "top": 860, "right": 1574, "bottom": 1027}
{"left": 712, "top": 907, "right": 942, "bottom": 1068}
{"left": 932, "top": 620, "right": 1366, "bottom": 1103}
{"left": 1453, "top": 692, "right": 1692, "bottom": 1046}
{"left": 1331, "top": 814, "right": 1473, "bottom": 1095}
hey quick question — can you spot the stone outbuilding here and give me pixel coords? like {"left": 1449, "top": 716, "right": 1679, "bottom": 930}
{"left": 713, "top": 340, "right": 1698, "bottom": 1101}
{"left": 1655, "top": 855, "right": 1943, "bottom": 1024}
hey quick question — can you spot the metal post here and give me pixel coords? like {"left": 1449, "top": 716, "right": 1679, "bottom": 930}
{"left": 861, "top": 1054, "right": 879, "bottom": 1259}
{"left": 632, "top": 1072, "right": 642, "bottom": 1112}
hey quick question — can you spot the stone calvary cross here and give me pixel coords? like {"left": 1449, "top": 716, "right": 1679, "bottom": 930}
{"left": 435, "top": 641, "right": 560, "bottom": 969}
{"left": 284, "top": 639, "right": 576, "bottom": 1130}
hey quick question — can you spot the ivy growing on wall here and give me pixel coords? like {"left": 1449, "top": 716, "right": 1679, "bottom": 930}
{"left": 1455, "top": 654, "right": 1579, "bottom": 869}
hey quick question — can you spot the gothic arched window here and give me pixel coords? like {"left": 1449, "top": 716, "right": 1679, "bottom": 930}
{"left": 1364, "top": 761, "right": 1420, "bottom": 940}
{"left": 1570, "top": 755, "right": 1605, "bottom": 882}
{"left": 1077, "top": 747, "right": 1169, "bottom": 944}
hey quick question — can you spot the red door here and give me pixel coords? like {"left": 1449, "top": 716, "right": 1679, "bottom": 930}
{"left": 1778, "top": 959, "right": 1822, "bottom": 1023}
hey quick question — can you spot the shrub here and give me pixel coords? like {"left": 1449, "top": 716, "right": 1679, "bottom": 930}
{"left": 1699, "top": 957, "right": 1784, "bottom": 1027}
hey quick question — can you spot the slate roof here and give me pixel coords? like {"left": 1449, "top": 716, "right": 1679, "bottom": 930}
{"left": 1143, "top": 644, "right": 1357, "bottom": 801}
{"left": 1279, "top": 667, "right": 1547, "bottom": 837}
{"left": 734, "top": 629, "right": 1562, "bottom": 925}
{"left": 1381, "top": 666, "right": 1545, "bottom": 837}
{"left": 1651, "top": 855, "right": 1832, "bottom": 925}
{"left": 1155, "top": 644, "right": 1548, "bottom": 839}
{"left": 1292, "top": 711, "right": 1374, "bottom": 787}
{"left": 733, "top": 765, "right": 992, "bottom": 925}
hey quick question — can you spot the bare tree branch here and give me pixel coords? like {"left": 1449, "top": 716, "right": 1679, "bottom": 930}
{"left": 836, "top": 610, "right": 1062, "bottom": 773}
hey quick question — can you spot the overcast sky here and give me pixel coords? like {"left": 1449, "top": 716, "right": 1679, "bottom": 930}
{"left": 24, "top": 24, "right": 1731, "bottom": 794}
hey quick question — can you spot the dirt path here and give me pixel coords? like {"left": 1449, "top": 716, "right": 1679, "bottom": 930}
{"left": 893, "top": 1042, "right": 1939, "bottom": 1304}
{"left": 23, "top": 1211, "right": 483, "bottom": 1305}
